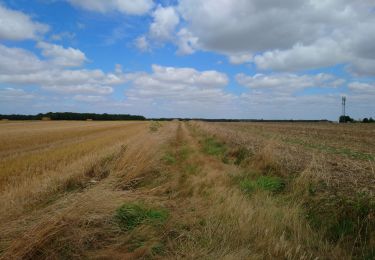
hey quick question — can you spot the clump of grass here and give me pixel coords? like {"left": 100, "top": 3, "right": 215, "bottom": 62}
{"left": 115, "top": 202, "right": 168, "bottom": 231}
{"left": 233, "top": 147, "right": 251, "bottom": 165}
{"left": 202, "top": 137, "right": 226, "bottom": 157}
{"left": 163, "top": 152, "right": 176, "bottom": 165}
{"left": 306, "top": 192, "right": 375, "bottom": 245}
{"left": 149, "top": 121, "right": 162, "bottom": 132}
{"left": 239, "top": 176, "right": 285, "bottom": 194}
{"left": 178, "top": 145, "right": 191, "bottom": 161}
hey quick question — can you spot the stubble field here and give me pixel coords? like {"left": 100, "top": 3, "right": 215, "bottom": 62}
{"left": 0, "top": 120, "right": 374, "bottom": 259}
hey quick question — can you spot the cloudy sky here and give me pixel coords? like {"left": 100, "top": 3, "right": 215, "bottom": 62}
{"left": 0, "top": 0, "right": 374, "bottom": 119}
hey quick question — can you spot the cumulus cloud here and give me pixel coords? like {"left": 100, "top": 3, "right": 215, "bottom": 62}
{"left": 135, "top": 36, "right": 149, "bottom": 52}
{"left": 171, "top": 0, "right": 375, "bottom": 75}
{"left": 228, "top": 53, "right": 253, "bottom": 65}
{"left": 123, "top": 65, "right": 234, "bottom": 117}
{"left": 0, "top": 4, "right": 49, "bottom": 40}
{"left": 149, "top": 6, "right": 179, "bottom": 41}
{"left": 0, "top": 44, "right": 45, "bottom": 74}
{"left": 0, "top": 44, "right": 125, "bottom": 95}
{"left": 176, "top": 28, "right": 198, "bottom": 55}
{"left": 73, "top": 95, "right": 108, "bottom": 102}
{"left": 236, "top": 73, "right": 344, "bottom": 93}
{"left": 0, "top": 88, "right": 35, "bottom": 102}
{"left": 67, "top": 0, "right": 154, "bottom": 15}
{"left": 37, "top": 42, "right": 87, "bottom": 67}
{"left": 254, "top": 39, "right": 349, "bottom": 71}
{"left": 348, "top": 82, "right": 375, "bottom": 95}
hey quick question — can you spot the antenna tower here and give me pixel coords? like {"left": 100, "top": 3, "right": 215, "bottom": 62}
{"left": 342, "top": 96, "right": 346, "bottom": 117}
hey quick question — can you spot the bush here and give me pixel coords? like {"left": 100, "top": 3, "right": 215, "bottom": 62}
{"left": 339, "top": 115, "right": 354, "bottom": 123}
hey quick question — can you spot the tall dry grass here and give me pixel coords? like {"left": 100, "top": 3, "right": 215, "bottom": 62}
{"left": 188, "top": 121, "right": 375, "bottom": 258}
{"left": 1, "top": 120, "right": 373, "bottom": 259}
{"left": 0, "top": 121, "right": 175, "bottom": 259}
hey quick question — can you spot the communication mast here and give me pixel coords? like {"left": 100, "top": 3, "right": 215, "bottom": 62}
{"left": 342, "top": 96, "right": 346, "bottom": 117}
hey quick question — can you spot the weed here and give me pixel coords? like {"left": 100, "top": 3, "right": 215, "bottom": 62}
{"left": 233, "top": 147, "right": 251, "bottom": 165}
{"left": 256, "top": 176, "right": 285, "bottom": 192}
{"left": 178, "top": 145, "right": 191, "bottom": 161}
{"left": 239, "top": 179, "right": 256, "bottom": 194}
{"left": 163, "top": 152, "right": 176, "bottom": 165}
{"left": 184, "top": 164, "right": 200, "bottom": 175}
{"left": 115, "top": 202, "right": 168, "bottom": 231}
{"left": 239, "top": 175, "right": 285, "bottom": 195}
{"left": 202, "top": 137, "right": 226, "bottom": 157}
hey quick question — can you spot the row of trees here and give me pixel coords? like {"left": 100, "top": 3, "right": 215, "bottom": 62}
{"left": 0, "top": 112, "right": 145, "bottom": 121}
{"left": 339, "top": 115, "right": 375, "bottom": 123}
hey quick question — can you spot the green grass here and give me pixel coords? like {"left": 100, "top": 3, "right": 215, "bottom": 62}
{"left": 115, "top": 202, "right": 168, "bottom": 231}
{"left": 306, "top": 192, "right": 375, "bottom": 243}
{"left": 202, "top": 137, "right": 226, "bottom": 157}
{"left": 239, "top": 176, "right": 285, "bottom": 194}
{"left": 163, "top": 152, "right": 176, "bottom": 165}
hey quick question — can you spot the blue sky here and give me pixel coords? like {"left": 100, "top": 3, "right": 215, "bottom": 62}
{"left": 0, "top": 0, "right": 374, "bottom": 120}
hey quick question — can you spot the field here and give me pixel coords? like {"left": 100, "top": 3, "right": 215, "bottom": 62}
{"left": 0, "top": 120, "right": 374, "bottom": 259}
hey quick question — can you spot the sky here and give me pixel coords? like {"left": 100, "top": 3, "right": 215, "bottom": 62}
{"left": 0, "top": 0, "right": 374, "bottom": 120}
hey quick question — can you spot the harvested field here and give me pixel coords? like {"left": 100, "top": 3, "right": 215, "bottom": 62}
{"left": 0, "top": 120, "right": 374, "bottom": 259}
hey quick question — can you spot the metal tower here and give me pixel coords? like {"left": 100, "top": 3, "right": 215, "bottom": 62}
{"left": 342, "top": 96, "right": 346, "bottom": 117}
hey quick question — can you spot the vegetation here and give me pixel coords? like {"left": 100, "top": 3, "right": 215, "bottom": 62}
{"left": 0, "top": 120, "right": 374, "bottom": 259}
{"left": 363, "top": 117, "right": 375, "bottom": 123}
{"left": 0, "top": 112, "right": 145, "bottom": 121}
{"left": 339, "top": 115, "right": 354, "bottom": 123}
{"left": 116, "top": 203, "right": 168, "bottom": 231}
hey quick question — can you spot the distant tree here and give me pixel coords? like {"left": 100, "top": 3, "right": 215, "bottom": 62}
{"left": 0, "top": 112, "right": 146, "bottom": 121}
{"left": 362, "top": 117, "right": 375, "bottom": 123}
{"left": 339, "top": 115, "right": 354, "bottom": 123}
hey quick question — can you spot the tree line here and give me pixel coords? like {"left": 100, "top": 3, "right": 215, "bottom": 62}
{"left": 0, "top": 112, "right": 145, "bottom": 121}
{"left": 339, "top": 115, "right": 375, "bottom": 123}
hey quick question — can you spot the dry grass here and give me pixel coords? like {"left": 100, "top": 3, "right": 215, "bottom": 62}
{"left": 0, "top": 120, "right": 374, "bottom": 259}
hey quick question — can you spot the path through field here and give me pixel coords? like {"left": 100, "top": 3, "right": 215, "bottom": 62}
{"left": 0, "top": 121, "right": 374, "bottom": 259}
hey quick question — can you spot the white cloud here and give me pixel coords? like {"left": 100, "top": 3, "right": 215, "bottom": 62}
{"left": 236, "top": 73, "right": 344, "bottom": 93}
{"left": 176, "top": 28, "right": 198, "bottom": 55}
{"left": 254, "top": 39, "right": 349, "bottom": 71}
{"left": 50, "top": 31, "right": 76, "bottom": 41}
{"left": 171, "top": 0, "right": 375, "bottom": 75}
{"left": 0, "top": 44, "right": 125, "bottom": 95}
{"left": 37, "top": 42, "right": 87, "bottom": 67}
{"left": 149, "top": 6, "right": 179, "bottom": 41}
{"left": 67, "top": 0, "right": 154, "bottom": 15}
{"left": 348, "top": 82, "right": 375, "bottom": 95}
{"left": 228, "top": 53, "right": 253, "bottom": 65}
{"left": 73, "top": 95, "right": 108, "bottom": 102}
{"left": 0, "top": 4, "right": 49, "bottom": 40}
{"left": 0, "top": 88, "right": 35, "bottom": 102}
{"left": 0, "top": 44, "right": 45, "bottom": 74}
{"left": 135, "top": 36, "right": 149, "bottom": 52}
{"left": 123, "top": 65, "right": 234, "bottom": 117}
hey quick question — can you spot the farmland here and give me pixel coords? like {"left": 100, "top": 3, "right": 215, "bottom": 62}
{"left": 0, "top": 120, "right": 374, "bottom": 259}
